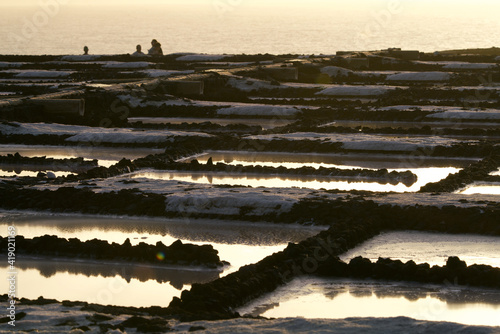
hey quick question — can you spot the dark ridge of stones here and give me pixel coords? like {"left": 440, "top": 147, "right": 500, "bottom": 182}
{"left": 0, "top": 185, "right": 167, "bottom": 216}
{"left": 166, "top": 219, "right": 384, "bottom": 321}
{"left": 281, "top": 197, "right": 500, "bottom": 235}
{"left": 19, "top": 296, "right": 59, "bottom": 305}
{"left": 128, "top": 121, "right": 263, "bottom": 134}
{"left": 73, "top": 158, "right": 136, "bottom": 180}
{"left": 128, "top": 105, "right": 221, "bottom": 119}
{"left": 0, "top": 312, "right": 27, "bottom": 323}
{"left": 165, "top": 136, "right": 497, "bottom": 159}
{"left": 188, "top": 326, "right": 207, "bottom": 332}
{"left": 0, "top": 153, "right": 98, "bottom": 168}
{"left": 120, "top": 316, "right": 171, "bottom": 332}
{"left": 0, "top": 235, "right": 225, "bottom": 268}
{"left": 381, "top": 87, "right": 500, "bottom": 104}
{"left": 13, "top": 260, "right": 220, "bottom": 285}
{"left": 86, "top": 313, "right": 113, "bottom": 323}
{"left": 420, "top": 154, "right": 500, "bottom": 193}
{"left": 316, "top": 256, "right": 500, "bottom": 289}
{"left": 168, "top": 220, "right": 500, "bottom": 321}
{"left": 269, "top": 123, "right": 500, "bottom": 138}
{"left": 139, "top": 159, "right": 418, "bottom": 186}
{"left": 0, "top": 133, "right": 72, "bottom": 146}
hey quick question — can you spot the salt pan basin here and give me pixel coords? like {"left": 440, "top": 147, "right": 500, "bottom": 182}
{"left": 0, "top": 212, "right": 324, "bottom": 307}
{"left": 238, "top": 277, "right": 500, "bottom": 327}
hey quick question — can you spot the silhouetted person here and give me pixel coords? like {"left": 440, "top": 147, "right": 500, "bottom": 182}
{"left": 132, "top": 44, "right": 145, "bottom": 57}
{"left": 83, "top": 46, "right": 89, "bottom": 55}
{"left": 148, "top": 39, "right": 163, "bottom": 56}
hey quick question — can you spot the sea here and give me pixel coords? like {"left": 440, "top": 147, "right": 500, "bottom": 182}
{"left": 1, "top": 1, "right": 500, "bottom": 56}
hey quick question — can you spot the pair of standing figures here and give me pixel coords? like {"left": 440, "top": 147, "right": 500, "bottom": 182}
{"left": 83, "top": 39, "right": 163, "bottom": 56}
{"left": 133, "top": 39, "right": 163, "bottom": 57}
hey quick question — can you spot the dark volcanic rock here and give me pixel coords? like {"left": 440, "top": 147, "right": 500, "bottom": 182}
{"left": 0, "top": 235, "right": 225, "bottom": 268}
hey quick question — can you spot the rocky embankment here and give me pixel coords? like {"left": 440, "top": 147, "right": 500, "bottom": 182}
{"left": 168, "top": 218, "right": 500, "bottom": 320}
{"left": 0, "top": 235, "right": 225, "bottom": 268}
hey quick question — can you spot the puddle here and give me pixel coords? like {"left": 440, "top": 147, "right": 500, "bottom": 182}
{"left": 129, "top": 117, "right": 294, "bottom": 130}
{"left": 0, "top": 212, "right": 323, "bottom": 307}
{"left": 458, "top": 183, "right": 500, "bottom": 195}
{"left": 238, "top": 277, "right": 500, "bottom": 327}
{"left": 0, "top": 144, "right": 163, "bottom": 167}
{"left": 339, "top": 231, "right": 500, "bottom": 268}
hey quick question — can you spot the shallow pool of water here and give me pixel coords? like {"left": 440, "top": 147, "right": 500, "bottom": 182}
{"left": 340, "top": 231, "right": 500, "bottom": 268}
{"left": 179, "top": 151, "right": 467, "bottom": 192}
{"left": 0, "top": 259, "right": 218, "bottom": 307}
{"left": 132, "top": 168, "right": 458, "bottom": 193}
{"left": 238, "top": 278, "right": 500, "bottom": 327}
{"left": 0, "top": 212, "right": 323, "bottom": 307}
{"left": 0, "top": 213, "right": 322, "bottom": 272}
{"left": 458, "top": 183, "right": 500, "bottom": 195}
{"left": 0, "top": 144, "right": 163, "bottom": 167}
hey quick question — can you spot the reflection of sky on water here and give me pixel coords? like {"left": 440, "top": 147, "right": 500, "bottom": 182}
{"left": 172, "top": 151, "right": 472, "bottom": 192}
{"left": 0, "top": 213, "right": 325, "bottom": 308}
{"left": 0, "top": 214, "right": 320, "bottom": 275}
{"left": 0, "top": 267, "right": 187, "bottom": 308}
{"left": 239, "top": 278, "right": 500, "bottom": 327}
{"left": 340, "top": 231, "right": 500, "bottom": 268}
{"left": 133, "top": 168, "right": 459, "bottom": 193}
{"left": 0, "top": 213, "right": 322, "bottom": 308}
{"left": 458, "top": 183, "right": 500, "bottom": 195}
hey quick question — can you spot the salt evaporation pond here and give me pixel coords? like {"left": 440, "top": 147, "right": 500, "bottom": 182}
{"left": 132, "top": 170, "right": 441, "bottom": 192}
{"left": 0, "top": 212, "right": 324, "bottom": 307}
{"left": 139, "top": 151, "right": 469, "bottom": 192}
{"left": 238, "top": 278, "right": 500, "bottom": 327}
{"left": 0, "top": 144, "right": 164, "bottom": 167}
{"left": 0, "top": 261, "right": 216, "bottom": 308}
{"left": 340, "top": 231, "right": 500, "bottom": 268}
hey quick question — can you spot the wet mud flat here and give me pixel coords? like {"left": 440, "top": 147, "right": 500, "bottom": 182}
{"left": 0, "top": 49, "right": 500, "bottom": 331}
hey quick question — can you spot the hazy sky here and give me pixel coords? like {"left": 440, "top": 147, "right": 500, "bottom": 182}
{"left": 1, "top": 0, "right": 499, "bottom": 8}
{"left": 2, "top": 0, "right": 500, "bottom": 17}
{"left": 1, "top": 0, "right": 499, "bottom": 54}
